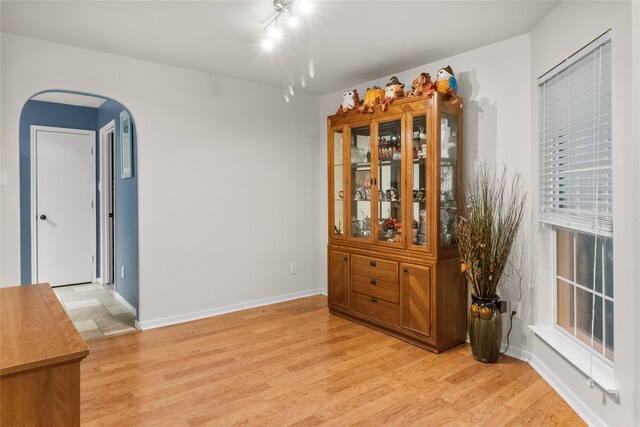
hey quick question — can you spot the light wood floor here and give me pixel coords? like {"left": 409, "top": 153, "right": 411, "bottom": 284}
{"left": 81, "top": 295, "right": 584, "bottom": 426}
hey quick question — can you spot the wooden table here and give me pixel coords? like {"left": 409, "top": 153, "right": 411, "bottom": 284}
{"left": 0, "top": 284, "right": 89, "bottom": 426}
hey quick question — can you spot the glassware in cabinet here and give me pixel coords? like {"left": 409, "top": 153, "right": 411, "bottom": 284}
{"left": 376, "top": 119, "right": 403, "bottom": 245}
{"left": 332, "top": 129, "right": 344, "bottom": 237}
{"left": 440, "top": 114, "right": 458, "bottom": 247}
{"left": 349, "top": 125, "right": 372, "bottom": 241}
{"left": 410, "top": 114, "right": 429, "bottom": 249}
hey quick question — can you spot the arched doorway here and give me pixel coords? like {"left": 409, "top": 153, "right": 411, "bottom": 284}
{"left": 19, "top": 90, "right": 139, "bottom": 338}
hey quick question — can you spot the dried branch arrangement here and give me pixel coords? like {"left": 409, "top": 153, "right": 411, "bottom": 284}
{"left": 457, "top": 162, "right": 527, "bottom": 298}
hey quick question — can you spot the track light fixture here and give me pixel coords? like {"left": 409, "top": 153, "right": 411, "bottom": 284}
{"left": 261, "top": 0, "right": 311, "bottom": 51}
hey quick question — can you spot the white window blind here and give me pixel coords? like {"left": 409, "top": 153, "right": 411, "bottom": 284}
{"left": 539, "top": 32, "right": 612, "bottom": 237}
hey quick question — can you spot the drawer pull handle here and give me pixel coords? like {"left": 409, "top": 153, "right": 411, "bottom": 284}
{"left": 370, "top": 297, "right": 377, "bottom": 304}
{"left": 344, "top": 256, "right": 348, "bottom": 261}
{"left": 370, "top": 261, "right": 377, "bottom": 267}
{"left": 403, "top": 267, "right": 409, "bottom": 273}
{"left": 370, "top": 279, "right": 377, "bottom": 285}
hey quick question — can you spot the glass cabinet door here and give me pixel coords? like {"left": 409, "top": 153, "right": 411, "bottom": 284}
{"left": 332, "top": 129, "right": 344, "bottom": 238}
{"left": 440, "top": 114, "right": 458, "bottom": 247}
{"left": 375, "top": 119, "right": 403, "bottom": 246}
{"left": 410, "top": 113, "right": 430, "bottom": 250}
{"left": 349, "top": 125, "right": 372, "bottom": 241}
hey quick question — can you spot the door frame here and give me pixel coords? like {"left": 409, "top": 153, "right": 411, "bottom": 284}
{"left": 30, "top": 125, "right": 97, "bottom": 285}
{"left": 99, "top": 120, "right": 116, "bottom": 286}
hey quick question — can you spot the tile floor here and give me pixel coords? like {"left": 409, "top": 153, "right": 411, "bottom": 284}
{"left": 53, "top": 283, "right": 137, "bottom": 340}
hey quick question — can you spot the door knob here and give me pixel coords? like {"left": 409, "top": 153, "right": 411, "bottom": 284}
{"left": 39, "top": 214, "right": 47, "bottom": 220}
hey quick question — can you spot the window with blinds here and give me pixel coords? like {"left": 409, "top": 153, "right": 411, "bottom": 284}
{"left": 538, "top": 32, "right": 612, "bottom": 237}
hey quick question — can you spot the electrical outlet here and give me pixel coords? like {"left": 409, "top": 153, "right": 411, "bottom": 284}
{"left": 513, "top": 302, "right": 522, "bottom": 318}
{"left": 499, "top": 300, "right": 509, "bottom": 313}
{"left": 121, "top": 266, "right": 125, "bottom": 279}
{"left": 289, "top": 263, "right": 297, "bottom": 275}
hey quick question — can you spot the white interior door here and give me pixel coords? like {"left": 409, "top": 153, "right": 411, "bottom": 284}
{"left": 33, "top": 127, "right": 95, "bottom": 286}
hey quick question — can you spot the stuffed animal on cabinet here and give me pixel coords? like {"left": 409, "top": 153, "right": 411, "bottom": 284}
{"left": 340, "top": 89, "right": 360, "bottom": 112}
{"left": 435, "top": 66, "right": 458, "bottom": 95}
{"left": 410, "top": 72, "right": 436, "bottom": 98}
{"left": 384, "top": 76, "right": 405, "bottom": 102}
{"left": 360, "top": 86, "right": 385, "bottom": 113}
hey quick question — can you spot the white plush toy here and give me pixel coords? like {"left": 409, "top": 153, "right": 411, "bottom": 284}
{"left": 341, "top": 89, "right": 360, "bottom": 111}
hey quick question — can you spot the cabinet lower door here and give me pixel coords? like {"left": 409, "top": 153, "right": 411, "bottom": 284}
{"left": 330, "top": 251, "right": 350, "bottom": 309}
{"left": 401, "top": 263, "right": 432, "bottom": 337}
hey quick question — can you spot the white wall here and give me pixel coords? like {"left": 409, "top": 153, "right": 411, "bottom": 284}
{"left": 0, "top": 33, "right": 321, "bottom": 324}
{"left": 315, "top": 33, "right": 533, "bottom": 356}
{"left": 3, "top": 4, "right": 639, "bottom": 424}
{"left": 529, "top": 2, "right": 637, "bottom": 426}
{"left": 634, "top": 3, "right": 640, "bottom": 423}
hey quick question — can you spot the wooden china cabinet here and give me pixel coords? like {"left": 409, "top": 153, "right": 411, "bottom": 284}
{"left": 327, "top": 92, "right": 466, "bottom": 353}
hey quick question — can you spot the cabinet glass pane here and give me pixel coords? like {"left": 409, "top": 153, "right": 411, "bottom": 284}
{"left": 333, "top": 130, "right": 344, "bottom": 236}
{"left": 440, "top": 114, "right": 458, "bottom": 247}
{"left": 350, "top": 126, "right": 372, "bottom": 239}
{"left": 411, "top": 115, "right": 428, "bottom": 247}
{"left": 377, "top": 120, "right": 403, "bottom": 244}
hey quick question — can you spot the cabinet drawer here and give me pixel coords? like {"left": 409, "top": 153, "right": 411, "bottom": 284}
{"left": 351, "top": 291, "right": 400, "bottom": 326}
{"left": 352, "top": 274, "right": 398, "bottom": 304}
{"left": 351, "top": 255, "right": 398, "bottom": 283}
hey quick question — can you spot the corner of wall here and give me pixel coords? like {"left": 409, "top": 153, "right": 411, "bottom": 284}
{"left": 632, "top": 1, "right": 640, "bottom": 423}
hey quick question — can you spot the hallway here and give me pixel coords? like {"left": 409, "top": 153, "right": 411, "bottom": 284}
{"left": 54, "top": 283, "right": 137, "bottom": 339}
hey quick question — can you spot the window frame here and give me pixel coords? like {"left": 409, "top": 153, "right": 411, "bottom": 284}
{"left": 552, "top": 227, "right": 614, "bottom": 367}
{"left": 539, "top": 31, "right": 615, "bottom": 367}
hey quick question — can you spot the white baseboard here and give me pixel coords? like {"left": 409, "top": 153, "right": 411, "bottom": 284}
{"left": 115, "top": 291, "right": 137, "bottom": 317}
{"left": 529, "top": 353, "right": 606, "bottom": 427}
{"left": 460, "top": 341, "right": 529, "bottom": 362}
{"left": 500, "top": 344, "right": 530, "bottom": 362}
{"left": 500, "top": 344, "right": 604, "bottom": 426}
{"left": 137, "top": 288, "right": 324, "bottom": 330}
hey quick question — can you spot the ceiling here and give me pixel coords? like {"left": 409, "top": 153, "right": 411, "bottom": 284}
{"left": 31, "top": 92, "right": 107, "bottom": 108}
{"left": 1, "top": 1, "right": 559, "bottom": 95}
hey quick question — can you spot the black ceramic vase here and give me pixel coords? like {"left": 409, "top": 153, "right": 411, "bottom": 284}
{"left": 469, "top": 295, "right": 502, "bottom": 363}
